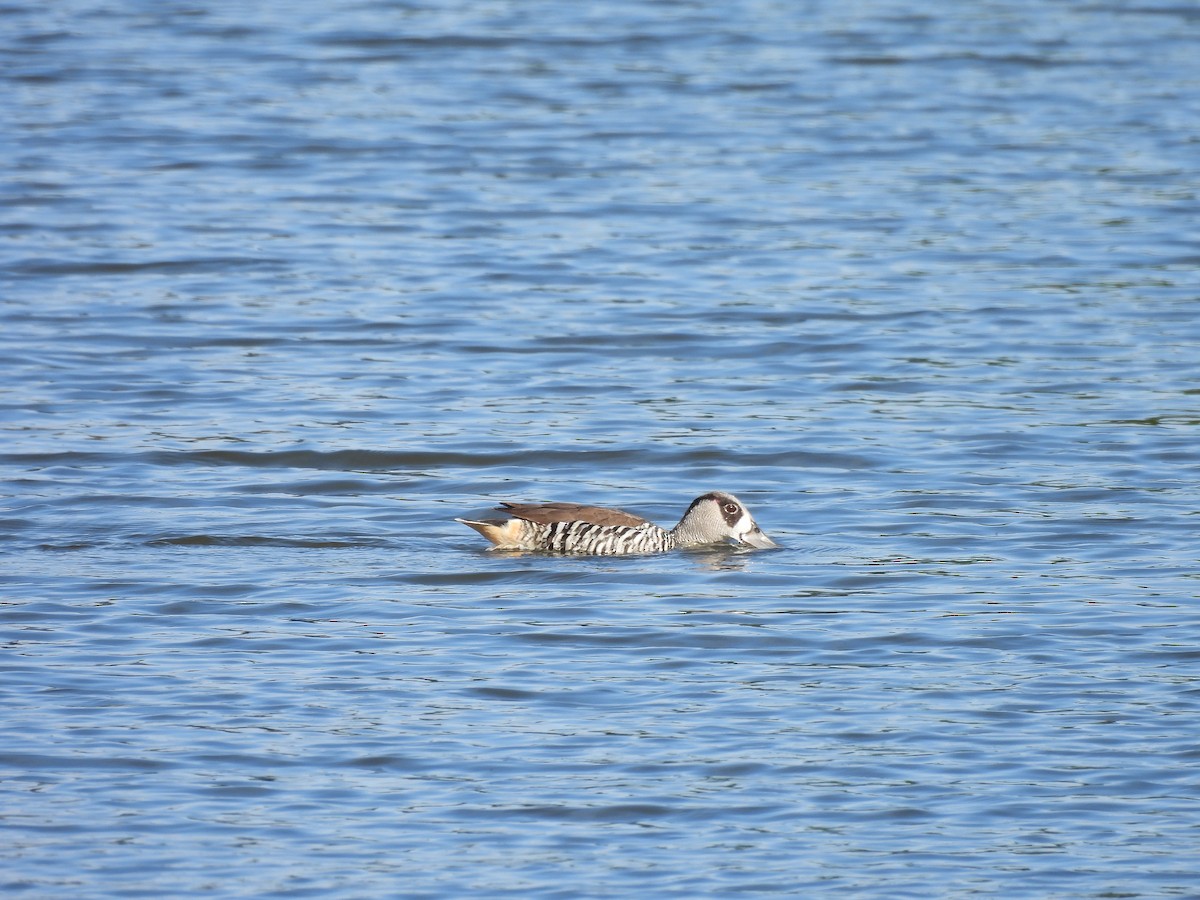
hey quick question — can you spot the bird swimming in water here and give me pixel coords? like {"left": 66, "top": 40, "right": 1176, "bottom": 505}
{"left": 457, "top": 491, "right": 778, "bottom": 555}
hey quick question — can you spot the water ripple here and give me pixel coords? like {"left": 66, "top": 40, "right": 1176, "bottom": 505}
{"left": 2, "top": 0, "right": 1197, "bottom": 897}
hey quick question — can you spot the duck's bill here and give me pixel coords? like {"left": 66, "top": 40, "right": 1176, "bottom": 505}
{"left": 739, "top": 527, "right": 780, "bottom": 549}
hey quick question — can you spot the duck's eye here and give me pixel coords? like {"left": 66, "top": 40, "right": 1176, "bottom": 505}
{"left": 723, "top": 503, "right": 740, "bottom": 515}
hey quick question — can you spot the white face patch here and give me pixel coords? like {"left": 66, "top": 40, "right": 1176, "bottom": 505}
{"left": 732, "top": 510, "right": 756, "bottom": 540}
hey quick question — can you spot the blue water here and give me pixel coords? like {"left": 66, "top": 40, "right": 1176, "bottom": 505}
{"left": 2, "top": 1, "right": 1199, "bottom": 897}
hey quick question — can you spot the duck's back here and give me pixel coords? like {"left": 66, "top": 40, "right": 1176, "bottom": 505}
{"left": 496, "top": 501, "right": 647, "bottom": 527}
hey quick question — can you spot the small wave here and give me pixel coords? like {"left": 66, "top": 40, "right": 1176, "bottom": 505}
{"left": 144, "top": 534, "right": 384, "bottom": 548}
{"left": 8, "top": 256, "right": 287, "bottom": 277}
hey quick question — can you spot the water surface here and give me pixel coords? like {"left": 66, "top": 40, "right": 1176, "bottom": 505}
{"left": 2, "top": 0, "right": 1198, "bottom": 897}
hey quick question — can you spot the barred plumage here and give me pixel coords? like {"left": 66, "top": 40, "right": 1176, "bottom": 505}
{"left": 527, "top": 520, "right": 672, "bottom": 555}
{"left": 457, "top": 492, "right": 778, "bottom": 556}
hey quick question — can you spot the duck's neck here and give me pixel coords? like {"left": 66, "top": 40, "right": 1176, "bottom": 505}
{"left": 668, "top": 518, "right": 705, "bottom": 547}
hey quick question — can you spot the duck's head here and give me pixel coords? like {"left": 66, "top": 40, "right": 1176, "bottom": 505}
{"left": 676, "top": 491, "right": 779, "bottom": 549}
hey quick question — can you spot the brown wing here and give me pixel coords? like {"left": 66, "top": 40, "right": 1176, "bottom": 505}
{"left": 496, "top": 501, "right": 650, "bottom": 527}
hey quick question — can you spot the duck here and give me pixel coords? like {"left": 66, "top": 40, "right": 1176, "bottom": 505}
{"left": 457, "top": 491, "right": 778, "bottom": 555}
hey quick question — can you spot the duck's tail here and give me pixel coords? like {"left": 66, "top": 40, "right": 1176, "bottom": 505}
{"left": 455, "top": 517, "right": 525, "bottom": 549}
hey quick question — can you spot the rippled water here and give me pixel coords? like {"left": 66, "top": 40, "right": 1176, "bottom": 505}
{"left": 3, "top": 0, "right": 1199, "bottom": 897}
